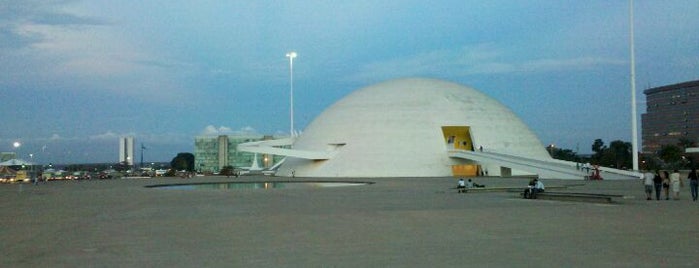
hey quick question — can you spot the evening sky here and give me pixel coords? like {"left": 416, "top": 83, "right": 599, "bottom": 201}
{"left": 1, "top": 0, "right": 698, "bottom": 164}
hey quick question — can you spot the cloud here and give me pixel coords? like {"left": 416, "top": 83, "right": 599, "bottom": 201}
{"left": 519, "top": 57, "right": 626, "bottom": 73}
{"left": 201, "top": 125, "right": 232, "bottom": 136}
{"left": 200, "top": 125, "right": 258, "bottom": 136}
{"left": 31, "top": 11, "right": 105, "bottom": 26}
{"left": 20, "top": 133, "right": 71, "bottom": 143}
{"left": 0, "top": 26, "right": 41, "bottom": 49}
{"left": 49, "top": 134, "right": 61, "bottom": 141}
{"left": 347, "top": 45, "right": 625, "bottom": 82}
{"left": 0, "top": 0, "right": 104, "bottom": 48}
{"left": 463, "top": 57, "right": 626, "bottom": 76}
{"left": 0, "top": 1, "right": 192, "bottom": 102}
{"left": 89, "top": 131, "right": 126, "bottom": 140}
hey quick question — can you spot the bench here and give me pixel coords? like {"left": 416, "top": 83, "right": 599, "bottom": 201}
{"left": 456, "top": 185, "right": 485, "bottom": 193}
{"left": 454, "top": 186, "right": 568, "bottom": 194}
{"left": 527, "top": 192, "right": 624, "bottom": 203}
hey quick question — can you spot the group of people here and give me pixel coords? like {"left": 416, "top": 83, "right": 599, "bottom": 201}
{"left": 454, "top": 167, "right": 699, "bottom": 201}
{"left": 523, "top": 178, "right": 545, "bottom": 199}
{"left": 456, "top": 177, "right": 544, "bottom": 198}
{"left": 643, "top": 168, "right": 699, "bottom": 201}
{"left": 456, "top": 178, "right": 485, "bottom": 193}
{"left": 576, "top": 162, "right": 603, "bottom": 180}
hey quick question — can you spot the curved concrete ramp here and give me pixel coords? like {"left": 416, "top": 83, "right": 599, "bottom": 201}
{"left": 448, "top": 150, "right": 641, "bottom": 180}
{"left": 238, "top": 138, "right": 336, "bottom": 160}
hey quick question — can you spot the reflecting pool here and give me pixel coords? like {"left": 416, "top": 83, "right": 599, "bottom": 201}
{"left": 146, "top": 181, "right": 371, "bottom": 190}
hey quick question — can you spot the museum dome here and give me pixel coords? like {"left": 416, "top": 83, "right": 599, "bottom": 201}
{"left": 277, "top": 78, "right": 550, "bottom": 177}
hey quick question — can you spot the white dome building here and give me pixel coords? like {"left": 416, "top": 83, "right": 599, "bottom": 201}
{"left": 276, "top": 78, "right": 551, "bottom": 178}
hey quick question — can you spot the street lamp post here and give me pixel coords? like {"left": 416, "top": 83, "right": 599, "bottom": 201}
{"left": 140, "top": 143, "right": 146, "bottom": 170}
{"left": 286, "top": 51, "right": 297, "bottom": 137}
{"left": 12, "top": 141, "right": 21, "bottom": 191}
{"left": 29, "top": 153, "right": 36, "bottom": 185}
{"left": 629, "top": 0, "right": 639, "bottom": 171}
{"left": 12, "top": 141, "right": 21, "bottom": 158}
{"left": 548, "top": 144, "right": 556, "bottom": 157}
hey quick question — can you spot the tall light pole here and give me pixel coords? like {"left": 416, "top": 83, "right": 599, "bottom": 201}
{"left": 12, "top": 141, "right": 21, "bottom": 156}
{"left": 629, "top": 0, "right": 639, "bottom": 171}
{"left": 12, "top": 141, "right": 21, "bottom": 189}
{"left": 140, "top": 143, "right": 146, "bottom": 170}
{"left": 286, "top": 51, "right": 297, "bottom": 137}
{"left": 29, "top": 153, "right": 36, "bottom": 185}
{"left": 11, "top": 141, "right": 21, "bottom": 162}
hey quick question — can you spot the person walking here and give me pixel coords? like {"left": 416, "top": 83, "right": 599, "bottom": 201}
{"left": 643, "top": 170, "right": 654, "bottom": 200}
{"left": 662, "top": 170, "right": 670, "bottom": 200}
{"left": 670, "top": 170, "right": 682, "bottom": 200}
{"left": 653, "top": 170, "right": 663, "bottom": 200}
{"left": 688, "top": 168, "right": 698, "bottom": 201}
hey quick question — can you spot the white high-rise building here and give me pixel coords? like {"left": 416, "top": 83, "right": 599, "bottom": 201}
{"left": 119, "top": 137, "right": 135, "bottom": 166}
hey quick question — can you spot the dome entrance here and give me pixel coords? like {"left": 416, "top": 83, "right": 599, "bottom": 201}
{"left": 442, "top": 126, "right": 479, "bottom": 176}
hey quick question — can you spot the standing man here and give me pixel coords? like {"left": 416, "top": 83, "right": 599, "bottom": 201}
{"left": 643, "top": 170, "right": 654, "bottom": 201}
{"left": 687, "top": 168, "right": 698, "bottom": 201}
{"left": 457, "top": 178, "right": 466, "bottom": 193}
{"left": 653, "top": 171, "right": 663, "bottom": 200}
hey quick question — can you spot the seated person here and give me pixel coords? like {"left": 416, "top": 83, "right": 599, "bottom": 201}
{"left": 531, "top": 179, "right": 545, "bottom": 198}
{"left": 523, "top": 179, "right": 536, "bottom": 198}
{"left": 523, "top": 178, "right": 545, "bottom": 199}
{"left": 468, "top": 179, "right": 485, "bottom": 188}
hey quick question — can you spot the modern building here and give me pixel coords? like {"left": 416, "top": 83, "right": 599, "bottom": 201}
{"left": 194, "top": 135, "right": 285, "bottom": 173}
{"left": 1, "top": 152, "right": 16, "bottom": 162}
{"left": 119, "top": 137, "right": 135, "bottom": 166}
{"left": 641, "top": 80, "right": 699, "bottom": 153}
{"left": 239, "top": 78, "right": 640, "bottom": 179}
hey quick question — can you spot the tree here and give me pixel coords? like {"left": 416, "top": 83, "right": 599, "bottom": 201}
{"left": 640, "top": 154, "right": 662, "bottom": 171}
{"left": 219, "top": 165, "right": 235, "bottom": 177}
{"left": 170, "top": 153, "right": 195, "bottom": 172}
{"left": 592, "top": 139, "right": 606, "bottom": 155}
{"left": 677, "top": 137, "right": 696, "bottom": 150}
{"left": 550, "top": 147, "right": 580, "bottom": 162}
{"left": 66, "top": 164, "right": 85, "bottom": 172}
{"left": 163, "top": 169, "right": 177, "bottom": 177}
{"left": 658, "top": 144, "right": 682, "bottom": 168}
{"left": 677, "top": 138, "right": 697, "bottom": 169}
{"left": 607, "top": 140, "right": 632, "bottom": 169}
{"left": 589, "top": 139, "right": 632, "bottom": 169}
{"left": 113, "top": 161, "right": 131, "bottom": 172}
{"left": 591, "top": 139, "right": 607, "bottom": 164}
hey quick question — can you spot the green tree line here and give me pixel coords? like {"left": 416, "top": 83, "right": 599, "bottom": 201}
{"left": 549, "top": 138, "right": 696, "bottom": 170}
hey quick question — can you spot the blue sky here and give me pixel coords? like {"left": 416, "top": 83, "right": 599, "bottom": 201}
{"left": 1, "top": 0, "right": 698, "bottom": 164}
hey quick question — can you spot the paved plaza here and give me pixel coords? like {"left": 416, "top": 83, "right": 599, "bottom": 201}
{"left": 1, "top": 176, "right": 698, "bottom": 267}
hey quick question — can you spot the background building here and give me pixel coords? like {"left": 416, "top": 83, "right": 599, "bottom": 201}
{"left": 1, "top": 152, "right": 16, "bottom": 162}
{"left": 194, "top": 135, "right": 284, "bottom": 173}
{"left": 119, "top": 137, "right": 135, "bottom": 166}
{"left": 642, "top": 80, "right": 699, "bottom": 153}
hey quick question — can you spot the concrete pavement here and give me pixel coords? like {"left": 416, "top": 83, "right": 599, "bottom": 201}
{"left": 1, "top": 176, "right": 698, "bottom": 267}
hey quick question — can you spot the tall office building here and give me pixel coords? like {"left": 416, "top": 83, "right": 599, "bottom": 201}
{"left": 194, "top": 135, "right": 285, "bottom": 173}
{"left": 119, "top": 136, "right": 135, "bottom": 165}
{"left": 642, "top": 80, "right": 699, "bottom": 153}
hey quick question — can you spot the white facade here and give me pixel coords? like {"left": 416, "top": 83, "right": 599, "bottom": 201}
{"left": 119, "top": 137, "right": 135, "bottom": 166}
{"left": 277, "top": 78, "right": 551, "bottom": 178}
